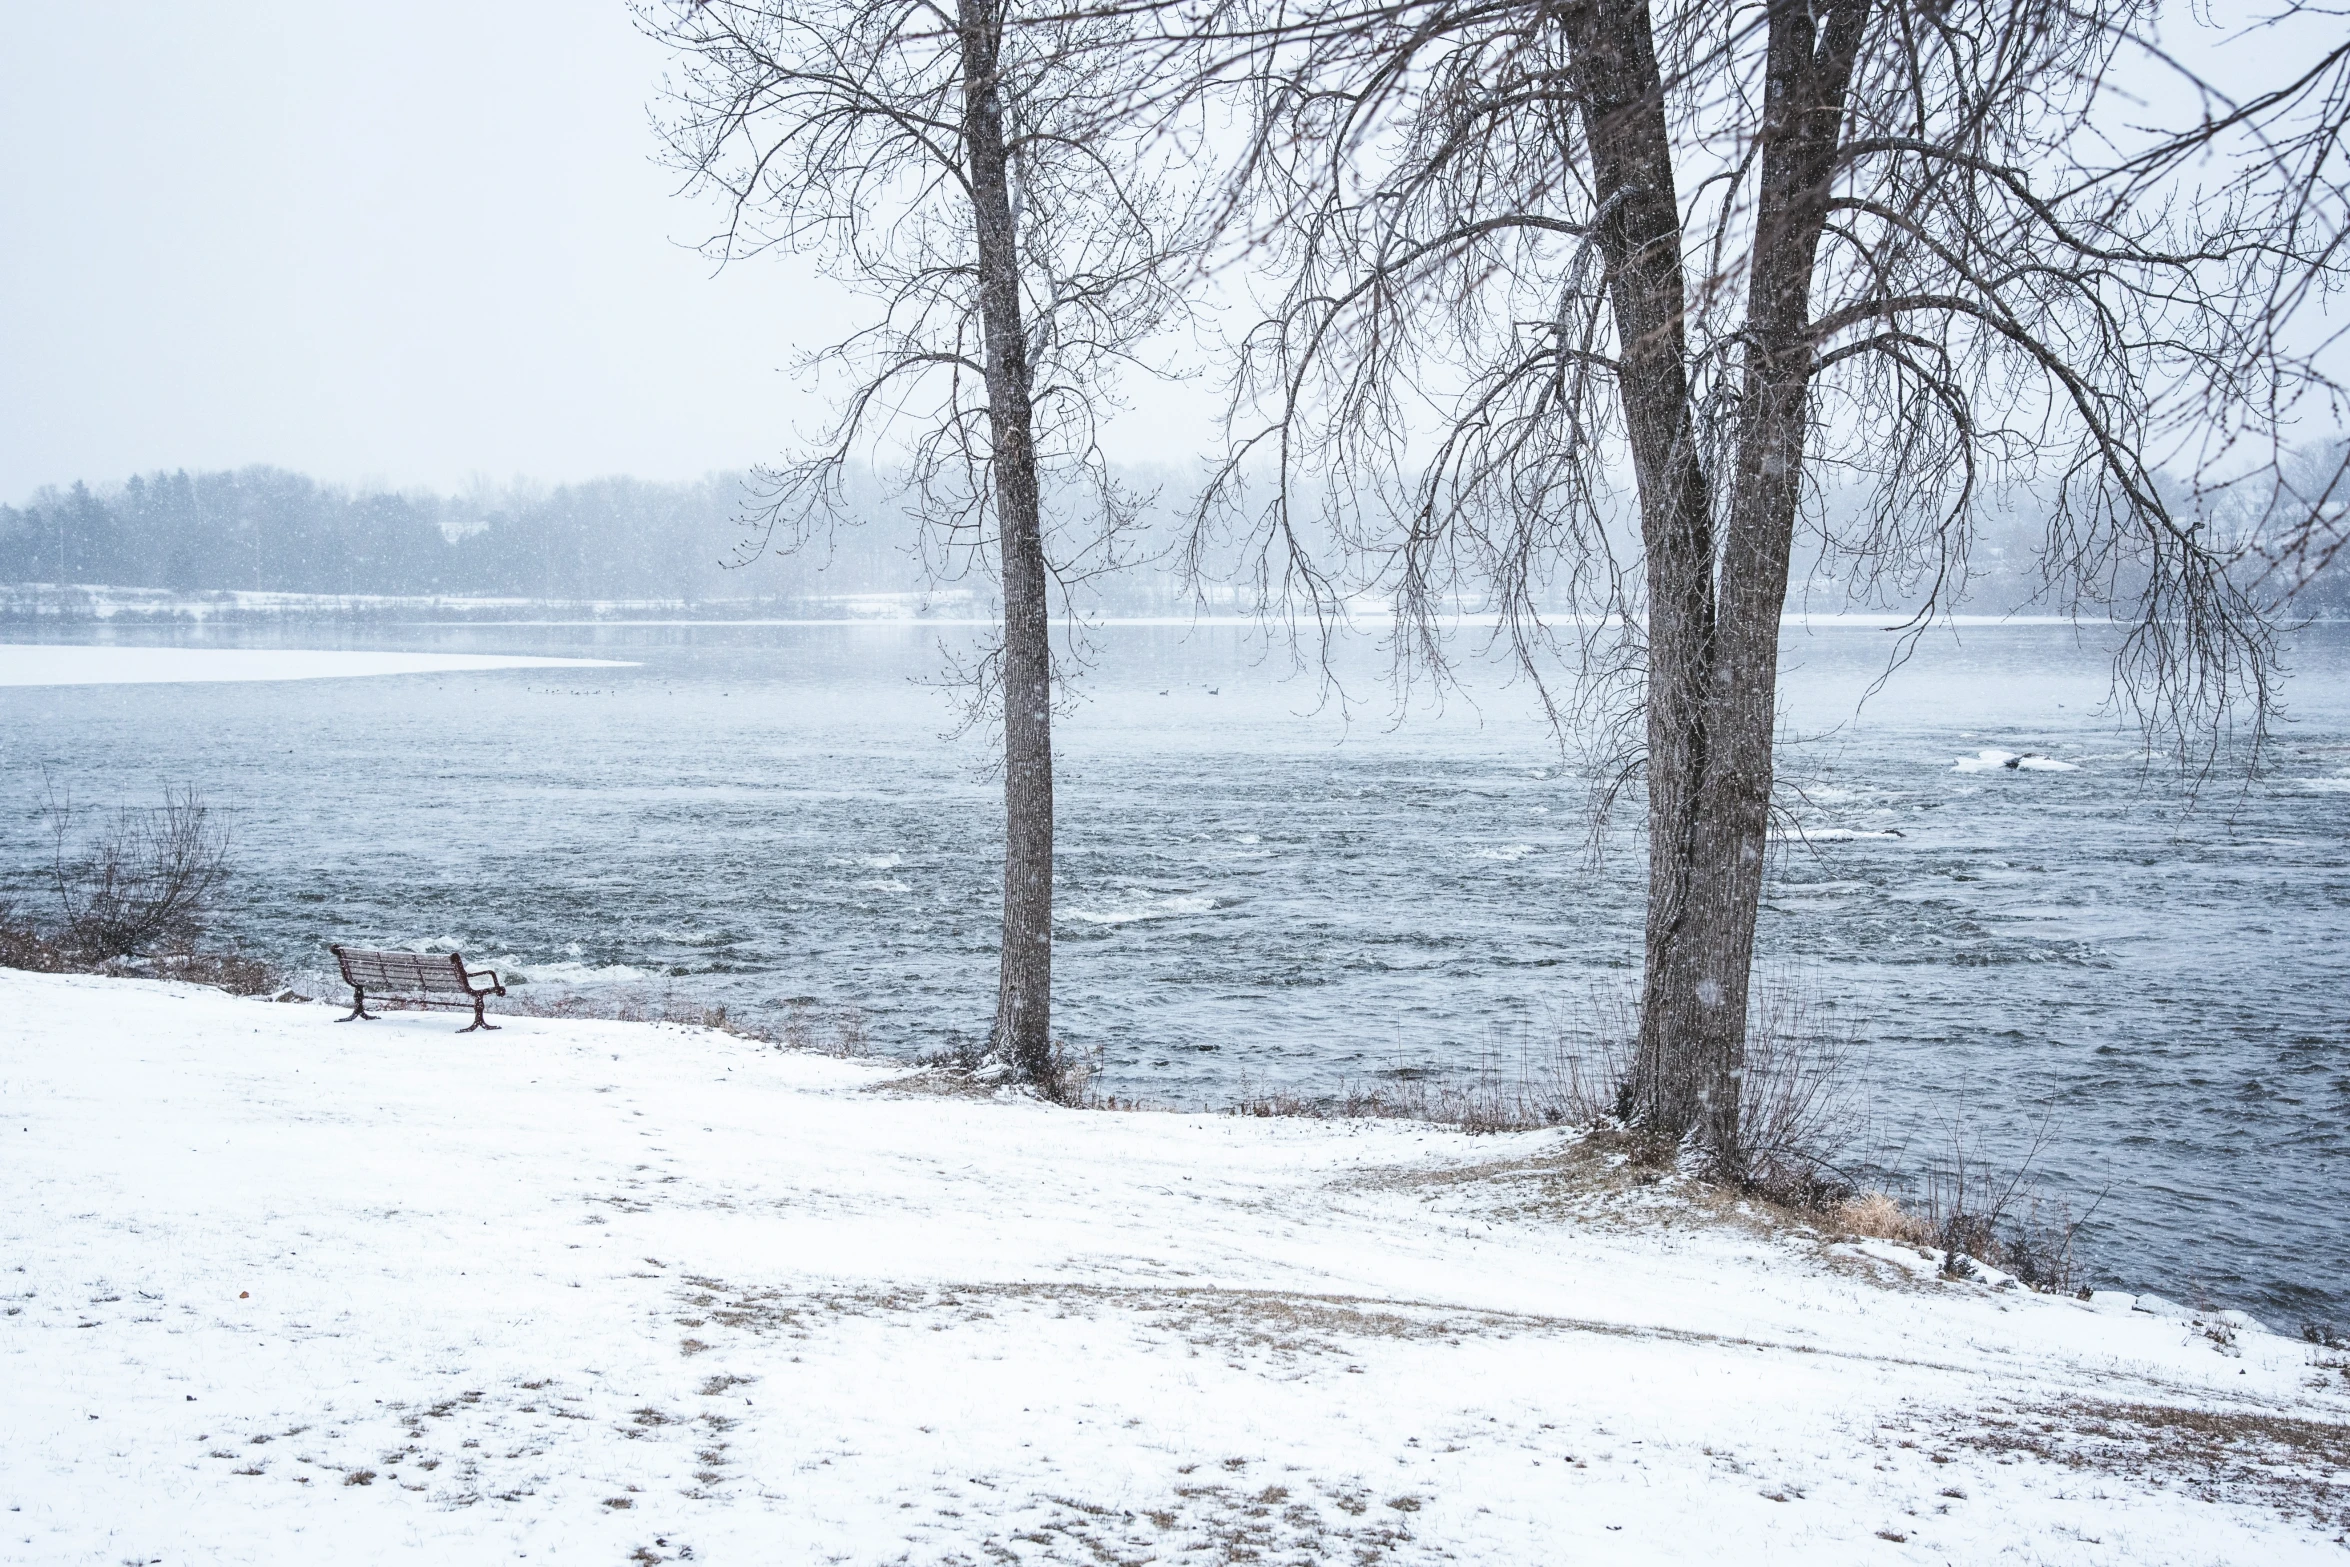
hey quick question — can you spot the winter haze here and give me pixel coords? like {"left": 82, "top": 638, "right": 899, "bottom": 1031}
{"left": 0, "top": 0, "right": 1210, "bottom": 498}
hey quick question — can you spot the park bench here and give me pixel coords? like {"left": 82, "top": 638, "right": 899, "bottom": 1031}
{"left": 330, "top": 945, "right": 506, "bottom": 1033}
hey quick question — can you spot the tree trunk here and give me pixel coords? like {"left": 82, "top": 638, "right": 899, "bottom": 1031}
{"left": 1568, "top": 0, "right": 1867, "bottom": 1159}
{"left": 1661, "top": 0, "right": 1867, "bottom": 1165}
{"left": 959, "top": 0, "right": 1056, "bottom": 1079}
{"left": 1561, "top": 0, "right": 1716, "bottom": 1136}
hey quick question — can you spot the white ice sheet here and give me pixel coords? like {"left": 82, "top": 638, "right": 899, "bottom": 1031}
{"left": 0, "top": 644, "right": 634, "bottom": 686}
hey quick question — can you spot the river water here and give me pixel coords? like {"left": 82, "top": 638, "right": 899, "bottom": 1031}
{"left": 2, "top": 617, "right": 2344, "bottom": 1325}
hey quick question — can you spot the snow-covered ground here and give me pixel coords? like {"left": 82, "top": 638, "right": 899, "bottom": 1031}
{"left": 0, "top": 645, "right": 633, "bottom": 686}
{"left": 2, "top": 970, "right": 2342, "bottom": 1564}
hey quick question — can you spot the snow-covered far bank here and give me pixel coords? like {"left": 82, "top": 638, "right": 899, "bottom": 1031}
{"left": 0, "top": 645, "right": 634, "bottom": 686}
{"left": 1, "top": 971, "right": 2342, "bottom": 1565}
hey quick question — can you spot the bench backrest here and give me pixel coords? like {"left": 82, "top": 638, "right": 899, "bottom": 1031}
{"left": 333, "top": 946, "right": 481, "bottom": 996}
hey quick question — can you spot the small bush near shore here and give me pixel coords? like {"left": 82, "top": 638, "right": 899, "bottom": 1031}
{"left": 43, "top": 782, "right": 231, "bottom": 961}
{"left": 0, "top": 906, "right": 282, "bottom": 995}
{"left": 2, "top": 798, "right": 279, "bottom": 991}
{"left": 3, "top": 781, "right": 277, "bottom": 994}
{"left": 1828, "top": 1152, "right": 2092, "bottom": 1295}
{"left": 0, "top": 903, "right": 72, "bottom": 973}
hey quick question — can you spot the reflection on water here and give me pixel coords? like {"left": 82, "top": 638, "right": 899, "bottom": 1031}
{"left": 2, "top": 617, "right": 2345, "bottom": 1323}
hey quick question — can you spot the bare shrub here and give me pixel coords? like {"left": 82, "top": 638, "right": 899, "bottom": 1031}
{"left": 1549, "top": 975, "right": 1869, "bottom": 1205}
{"left": 775, "top": 998, "right": 873, "bottom": 1058}
{"left": 5, "top": 783, "right": 274, "bottom": 992}
{"left": 915, "top": 1034, "right": 990, "bottom": 1074}
{"left": 1723, "top": 986, "right": 1866, "bottom": 1211}
{"left": 1034, "top": 1038, "right": 1101, "bottom": 1107}
{"left": 45, "top": 782, "right": 231, "bottom": 962}
{"left": 1917, "top": 1117, "right": 2100, "bottom": 1293}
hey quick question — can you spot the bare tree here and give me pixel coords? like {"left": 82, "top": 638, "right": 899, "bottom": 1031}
{"left": 1160, "top": 0, "right": 2346, "bottom": 1165}
{"left": 645, "top": 0, "right": 1201, "bottom": 1083}
{"left": 2241, "top": 438, "right": 2350, "bottom": 604}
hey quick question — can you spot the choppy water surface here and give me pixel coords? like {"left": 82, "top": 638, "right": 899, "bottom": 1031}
{"left": 2, "top": 619, "right": 2344, "bottom": 1324}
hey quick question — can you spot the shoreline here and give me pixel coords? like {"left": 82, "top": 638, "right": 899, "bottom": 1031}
{"left": 3, "top": 968, "right": 2343, "bottom": 1562}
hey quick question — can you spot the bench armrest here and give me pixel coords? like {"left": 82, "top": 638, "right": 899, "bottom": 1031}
{"left": 462, "top": 966, "right": 502, "bottom": 991}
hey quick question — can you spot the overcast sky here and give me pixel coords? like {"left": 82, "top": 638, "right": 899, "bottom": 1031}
{"left": 5, "top": 5, "right": 2336, "bottom": 508}
{"left": 0, "top": 2, "right": 1217, "bottom": 502}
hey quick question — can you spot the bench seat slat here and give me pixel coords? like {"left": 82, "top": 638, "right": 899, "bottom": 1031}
{"left": 343, "top": 958, "right": 468, "bottom": 990}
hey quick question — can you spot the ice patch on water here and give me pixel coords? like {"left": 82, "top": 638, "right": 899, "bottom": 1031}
{"left": 1954, "top": 749, "right": 2079, "bottom": 773}
{"left": 1774, "top": 880, "right": 1871, "bottom": 898}
{"left": 1062, "top": 892, "right": 1218, "bottom": 926}
{"left": 1472, "top": 844, "right": 1538, "bottom": 861}
{"left": 1770, "top": 826, "right": 1907, "bottom": 842}
{"left": 1235, "top": 833, "right": 1260, "bottom": 844}
{"left": 494, "top": 958, "right": 659, "bottom": 986}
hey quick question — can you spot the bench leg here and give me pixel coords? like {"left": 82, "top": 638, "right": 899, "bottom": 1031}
{"left": 337, "top": 986, "right": 376, "bottom": 1022}
{"left": 456, "top": 995, "right": 499, "bottom": 1033}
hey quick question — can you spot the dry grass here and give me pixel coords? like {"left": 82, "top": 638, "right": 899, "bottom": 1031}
{"left": 152, "top": 947, "right": 283, "bottom": 995}
{"left": 1952, "top": 1399, "right": 2350, "bottom": 1533}
{"left": 1218, "top": 980, "right": 1872, "bottom": 1221}
{"left": 2302, "top": 1324, "right": 2350, "bottom": 1393}
{"left": 1837, "top": 1191, "right": 1936, "bottom": 1247}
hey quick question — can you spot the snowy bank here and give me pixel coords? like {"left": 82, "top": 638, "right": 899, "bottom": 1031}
{"left": 1, "top": 970, "right": 2343, "bottom": 1564}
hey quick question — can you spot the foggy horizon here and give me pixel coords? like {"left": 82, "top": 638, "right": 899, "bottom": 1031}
{"left": 0, "top": 1, "right": 1219, "bottom": 501}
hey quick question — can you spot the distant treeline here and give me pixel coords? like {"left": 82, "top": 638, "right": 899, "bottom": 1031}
{"left": 0, "top": 467, "right": 886, "bottom": 603}
{"left": 3, "top": 462, "right": 2341, "bottom": 617}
